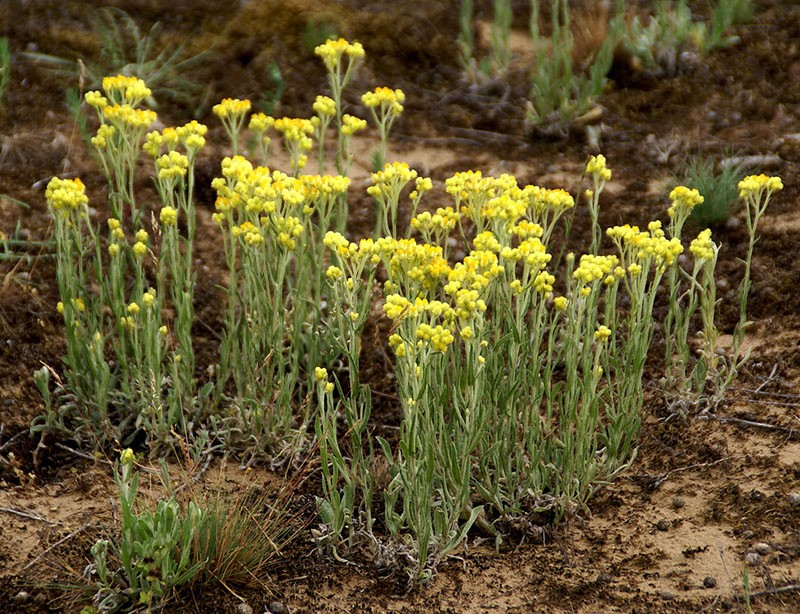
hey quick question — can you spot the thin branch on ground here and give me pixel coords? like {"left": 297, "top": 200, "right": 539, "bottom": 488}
{"left": 0, "top": 506, "right": 60, "bottom": 525}
{"left": 750, "top": 583, "right": 800, "bottom": 598}
{"left": 709, "top": 413, "right": 798, "bottom": 436}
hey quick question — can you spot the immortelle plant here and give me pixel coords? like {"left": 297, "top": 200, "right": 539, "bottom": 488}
{"left": 34, "top": 38, "right": 781, "bottom": 589}
{"left": 33, "top": 76, "right": 205, "bottom": 450}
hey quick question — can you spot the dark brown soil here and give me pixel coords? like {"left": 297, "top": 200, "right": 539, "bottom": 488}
{"left": 2, "top": 0, "right": 800, "bottom": 612}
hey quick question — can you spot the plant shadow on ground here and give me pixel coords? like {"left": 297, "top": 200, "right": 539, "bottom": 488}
{"left": 2, "top": 0, "right": 800, "bottom": 611}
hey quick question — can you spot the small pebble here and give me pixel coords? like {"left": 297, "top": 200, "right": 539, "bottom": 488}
{"left": 268, "top": 602, "right": 287, "bottom": 614}
{"left": 661, "top": 590, "right": 676, "bottom": 600}
{"left": 237, "top": 603, "right": 254, "bottom": 614}
{"left": 703, "top": 576, "right": 717, "bottom": 589}
{"left": 753, "top": 542, "right": 771, "bottom": 555}
{"left": 789, "top": 493, "right": 800, "bottom": 507}
{"left": 671, "top": 497, "right": 685, "bottom": 510}
{"left": 13, "top": 591, "right": 30, "bottom": 603}
{"left": 656, "top": 519, "right": 670, "bottom": 531}
{"left": 595, "top": 573, "right": 612, "bottom": 585}
{"left": 745, "top": 552, "right": 762, "bottom": 566}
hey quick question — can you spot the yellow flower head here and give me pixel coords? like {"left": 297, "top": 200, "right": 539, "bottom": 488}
{"left": 585, "top": 154, "right": 612, "bottom": 181}
{"left": 341, "top": 114, "right": 367, "bottom": 136}
{"left": 594, "top": 325, "right": 612, "bottom": 341}
{"left": 314, "top": 367, "right": 329, "bottom": 382}
{"left": 314, "top": 38, "right": 365, "bottom": 71}
{"left": 362, "top": 87, "right": 405, "bottom": 115}
{"left": 668, "top": 186, "right": 704, "bottom": 218}
{"left": 120, "top": 448, "right": 136, "bottom": 465}
{"left": 313, "top": 96, "right": 336, "bottom": 118}
{"left": 738, "top": 174, "right": 783, "bottom": 199}
{"left": 689, "top": 228, "right": 715, "bottom": 261}
{"left": 213, "top": 97, "right": 252, "bottom": 119}
{"left": 102, "top": 75, "right": 151, "bottom": 105}
{"left": 160, "top": 206, "right": 178, "bottom": 226}
{"left": 45, "top": 177, "right": 88, "bottom": 215}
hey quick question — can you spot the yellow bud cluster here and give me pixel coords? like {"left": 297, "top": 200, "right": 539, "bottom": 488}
{"left": 160, "top": 206, "right": 178, "bottom": 226}
{"left": 274, "top": 117, "right": 315, "bottom": 144}
{"left": 410, "top": 207, "right": 460, "bottom": 235}
{"left": 667, "top": 186, "right": 704, "bottom": 218}
{"left": 341, "top": 114, "right": 367, "bottom": 136}
{"left": 415, "top": 323, "right": 455, "bottom": 353}
{"left": 573, "top": 254, "right": 620, "bottom": 285}
{"left": 84, "top": 91, "right": 108, "bottom": 110}
{"left": 473, "top": 231, "right": 502, "bottom": 254}
{"left": 689, "top": 228, "right": 715, "bottom": 261}
{"left": 103, "top": 104, "right": 157, "bottom": 129}
{"left": 249, "top": 113, "right": 275, "bottom": 133}
{"left": 213, "top": 97, "right": 252, "bottom": 119}
{"left": 46, "top": 177, "right": 88, "bottom": 214}
{"left": 738, "top": 174, "right": 783, "bottom": 199}
{"left": 368, "top": 162, "right": 418, "bottom": 198}
{"left": 101, "top": 75, "right": 151, "bottom": 105}
{"left": 533, "top": 271, "right": 555, "bottom": 294}
{"left": 91, "top": 124, "right": 116, "bottom": 149}
{"left": 594, "top": 325, "right": 612, "bottom": 341}
{"left": 313, "top": 95, "right": 336, "bottom": 118}
{"left": 132, "top": 241, "right": 147, "bottom": 258}
{"left": 585, "top": 154, "right": 612, "bottom": 181}
{"left": 361, "top": 87, "right": 405, "bottom": 115}
{"left": 156, "top": 151, "right": 189, "bottom": 180}
{"left": 314, "top": 38, "right": 365, "bottom": 71}
{"left": 511, "top": 220, "right": 543, "bottom": 240}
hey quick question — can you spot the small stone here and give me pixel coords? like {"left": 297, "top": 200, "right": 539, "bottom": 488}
{"left": 656, "top": 519, "right": 670, "bottom": 531}
{"left": 743, "top": 530, "right": 755, "bottom": 539}
{"left": 661, "top": 590, "right": 676, "bottom": 600}
{"left": 753, "top": 542, "right": 771, "bottom": 555}
{"left": 237, "top": 603, "right": 254, "bottom": 614}
{"left": 745, "top": 552, "right": 762, "bottom": 566}
{"left": 13, "top": 591, "right": 30, "bottom": 603}
{"left": 268, "top": 602, "right": 287, "bottom": 614}
{"left": 595, "top": 573, "right": 612, "bottom": 585}
{"left": 703, "top": 576, "right": 717, "bottom": 589}
{"left": 789, "top": 493, "right": 800, "bottom": 507}
{"left": 671, "top": 497, "right": 685, "bottom": 510}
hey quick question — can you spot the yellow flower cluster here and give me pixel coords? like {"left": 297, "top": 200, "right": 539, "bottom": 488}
{"left": 46, "top": 177, "right": 88, "bottom": 215}
{"left": 314, "top": 38, "right": 365, "bottom": 71}
{"left": 667, "top": 186, "right": 704, "bottom": 219}
{"left": 361, "top": 87, "right": 405, "bottom": 115}
{"left": 156, "top": 151, "right": 189, "bottom": 180}
{"left": 212, "top": 98, "right": 252, "bottom": 119}
{"left": 594, "top": 325, "right": 612, "bottom": 341}
{"left": 341, "top": 114, "right": 367, "bottom": 136}
{"left": 573, "top": 254, "right": 620, "bottom": 286}
{"left": 689, "top": 228, "right": 715, "bottom": 261}
{"left": 101, "top": 75, "right": 152, "bottom": 105}
{"left": 415, "top": 323, "right": 455, "bottom": 353}
{"left": 91, "top": 124, "right": 116, "bottom": 149}
{"left": 102, "top": 104, "right": 157, "bottom": 129}
{"left": 738, "top": 174, "right": 783, "bottom": 199}
{"left": 523, "top": 186, "right": 575, "bottom": 216}
{"left": 411, "top": 207, "right": 460, "bottom": 235}
{"left": 274, "top": 117, "right": 315, "bottom": 144}
{"left": 160, "top": 206, "right": 178, "bottom": 226}
{"left": 312, "top": 95, "right": 336, "bottom": 118}
{"left": 249, "top": 113, "right": 275, "bottom": 133}
{"left": 607, "top": 223, "right": 684, "bottom": 268}
{"left": 368, "top": 162, "right": 418, "bottom": 198}
{"left": 585, "top": 154, "right": 612, "bottom": 181}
